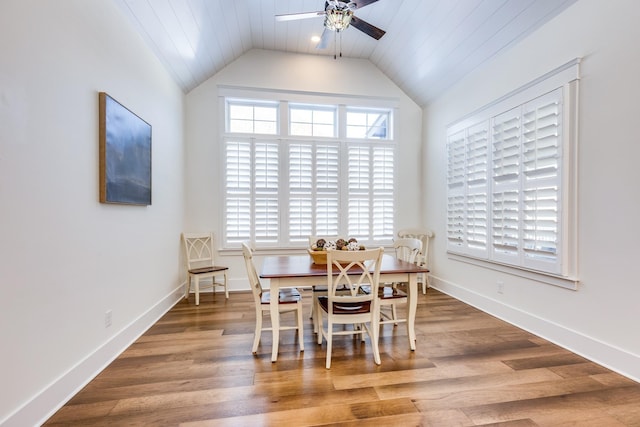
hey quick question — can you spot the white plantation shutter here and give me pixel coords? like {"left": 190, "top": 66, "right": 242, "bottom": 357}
{"left": 347, "top": 145, "right": 370, "bottom": 239}
{"left": 224, "top": 139, "right": 279, "bottom": 245}
{"left": 373, "top": 146, "right": 394, "bottom": 239}
{"left": 445, "top": 60, "right": 578, "bottom": 281}
{"left": 225, "top": 140, "right": 251, "bottom": 243}
{"left": 465, "top": 122, "right": 489, "bottom": 256}
{"left": 254, "top": 142, "right": 279, "bottom": 243}
{"left": 447, "top": 130, "right": 466, "bottom": 250}
{"left": 491, "top": 107, "right": 521, "bottom": 262}
{"left": 521, "top": 89, "right": 562, "bottom": 273}
{"left": 289, "top": 144, "right": 313, "bottom": 240}
{"left": 288, "top": 142, "right": 340, "bottom": 240}
{"left": 347, "top": 143, "right": 394, "bottom": 242}
{"left": 315, "top": 144, "right": 340, "bottom": 235}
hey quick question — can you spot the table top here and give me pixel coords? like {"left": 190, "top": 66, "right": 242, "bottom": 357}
{"left": 259, "top": 253, "right": 429, "bottom": 279}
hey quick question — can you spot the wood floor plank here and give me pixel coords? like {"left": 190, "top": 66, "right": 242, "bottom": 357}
{"left": 44, "top": 289, "right": 640, "bottom": 426}
{"left": 179, "top": 397, "right": 418, "bottom": 427}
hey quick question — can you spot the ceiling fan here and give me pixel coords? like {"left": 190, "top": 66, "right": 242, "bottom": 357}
{"left": 275, "top": 1, "right": 386, "bottom": 52}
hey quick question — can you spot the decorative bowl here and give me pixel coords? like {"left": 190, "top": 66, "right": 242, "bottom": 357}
{"left": 307, "top": 248, "right": 328, "bottom": 264}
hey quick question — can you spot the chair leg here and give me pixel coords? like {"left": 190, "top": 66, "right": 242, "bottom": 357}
{"left": 371, "top": 313, "right": 381, "bottom": 365}
{"left": 316, "top": 309, "right": 324, "bottom": 345}
{"left": 325, "top": 320, "right": 333, "bottom": 369}
{"left": 391, "top": 303, "right": 399, "bottom": 326}
{"left": 296, "top": 302, "right": 305, "bottom": 352}
{"left": 184, "top": 276, "right": 191, "bottom": 300}
{"left": 194, "top": 277, "right": 200, "bottom": 305}
{"left": 224, "top": 272, "right": 229, "bottom": 299}
{"left": 252, "top": 310, "right": 262, "bottom": 354}
{"left": 313, "top": 297, "right": 320, "bottom": 334}
{"left": 423, "top": 274, "right": 431, "bottom": 294}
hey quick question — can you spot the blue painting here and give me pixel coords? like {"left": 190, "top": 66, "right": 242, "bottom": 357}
{"left": 99, "top": 92, "right": 151, "bottom": 205}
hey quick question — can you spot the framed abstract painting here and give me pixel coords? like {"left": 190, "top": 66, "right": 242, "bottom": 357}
{"left": 99, "top": 92, "right": 152, "bottom": 205}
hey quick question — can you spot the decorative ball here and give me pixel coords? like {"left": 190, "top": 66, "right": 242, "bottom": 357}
{"left": 347, "top": 241, "right": 360, "bottom": 251}
{"left": 323, "top": 240, "right": 337, "bottom": 251}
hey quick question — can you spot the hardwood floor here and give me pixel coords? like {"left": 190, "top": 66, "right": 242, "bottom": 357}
{"left": 45, "top": 288, "right": 640, "bottom": 426}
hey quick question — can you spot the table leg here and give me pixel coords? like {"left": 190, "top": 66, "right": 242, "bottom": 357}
{"left": 407, "top": 273, "right": 417, "bottom": 351}
{"left": 270, "top": 278, "right": 280, "bottom": 362}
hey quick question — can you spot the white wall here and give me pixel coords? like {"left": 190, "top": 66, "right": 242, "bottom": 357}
{"left": 0, "top": 1, "right": 185, "bottom": 425}
{"left": 185, "top": 49, "right": 424, "bottom": 288}
{"left": 424, "top": 0, "right": 640, "bottom": 381}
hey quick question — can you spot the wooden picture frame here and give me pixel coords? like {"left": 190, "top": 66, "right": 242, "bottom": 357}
{"left": 99, "top": 92, "right": 152, "bottom": 205}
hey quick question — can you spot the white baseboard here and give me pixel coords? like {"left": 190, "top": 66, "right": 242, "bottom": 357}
{"left": 2, "top": 286, "right": 184, "bottom": 427}
{"left": 430, "top": 275, "right": 640, "bottom": 383}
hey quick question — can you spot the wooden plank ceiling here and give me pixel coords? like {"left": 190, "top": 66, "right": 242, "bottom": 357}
{"left": 112, "top": 0, "right": 576, "bottom": 106}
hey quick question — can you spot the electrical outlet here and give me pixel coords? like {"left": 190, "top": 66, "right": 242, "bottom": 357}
{"left": 497, "top": 281, "right": 504, "bottom": 294}
{"left": 105, "top": 310, "right": 112, "bottom": 328}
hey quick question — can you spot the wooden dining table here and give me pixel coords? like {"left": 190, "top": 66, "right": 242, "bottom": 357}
{"left": 259, "top": 253, "right": 430, "bottom": 362}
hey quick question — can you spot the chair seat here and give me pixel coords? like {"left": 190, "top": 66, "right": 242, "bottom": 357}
{"left": 379, "top": 285, "right": 407, "bottom": 299}
{"left": 317, "top": 296, "right": 372, "bottom": 314}
{"left": 261, "top": 288, "right": 302, "bottom": 304}
{"left": 189, "top": 266, "right": 229, "bottom": 274}
{"left": 360, "top": 285, "right": 407, "bottom": 299}
{"left": 312, "top": 284, "right": 350, "bottom": 292}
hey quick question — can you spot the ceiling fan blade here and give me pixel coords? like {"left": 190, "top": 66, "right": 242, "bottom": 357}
{"left": 350, "top": 16, "right": 386, "bottom": 40}
{"left": 353, "top": 0, "right": 381, "bottom": 9}
{"left": 316, "top": 28, "right": 332, "bottom": 49}
{"left": 275, "top": 11, "right": 325, "bottom": 22}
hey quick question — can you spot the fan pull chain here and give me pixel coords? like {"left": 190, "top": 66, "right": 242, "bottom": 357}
{"left": 333, "top": 31, "right": 343, "bottom": 60}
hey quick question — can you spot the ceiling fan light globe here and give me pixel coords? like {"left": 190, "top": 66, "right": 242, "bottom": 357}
{"left": 324, "top": 9, "right": 353, "bottom": 32}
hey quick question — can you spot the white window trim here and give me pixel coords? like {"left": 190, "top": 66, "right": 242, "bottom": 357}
{"left": 446, "top": 58, "right": 580, "bottom": 289}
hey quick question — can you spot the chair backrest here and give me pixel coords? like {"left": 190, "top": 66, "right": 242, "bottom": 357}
{"left": 182, "top": 232, "right": 215, "bottom": 270}
{"left": 326, "top": 248, "right": 383, "bottom": 315}
{"left": 397, "top": 228, "right": 434, "bottom": 268}
{"left": 393, "top": 238, "right": 422, "bottom": 264}
{"left": 241, "top": 242, "right": 263, "bottom": 304}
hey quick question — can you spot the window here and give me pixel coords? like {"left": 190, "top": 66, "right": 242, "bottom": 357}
{"left": 346, "top": 108, "right": 391, "bottom": 139}
{"left": 446, "top": 60, "right": 579, "bottom": 280}
{"left": 222, "top": 96, "right": 395, "bottom": 249}
{"left": 290, "top": 104, "right": 336, "bottom": 137}
{"left": 227, "top": 100, "right": 278, "bottom": 134}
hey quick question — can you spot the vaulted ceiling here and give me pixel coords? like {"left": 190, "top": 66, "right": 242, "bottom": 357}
{"left": 113, "top": 0, "right": 576, "bottom": 106}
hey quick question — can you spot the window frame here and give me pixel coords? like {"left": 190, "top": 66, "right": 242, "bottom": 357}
{"left": 446, "top": 59, "right": 580, "bottom": 288}
{"left": 219, "top": 89, "right": 397, "bottom": 250}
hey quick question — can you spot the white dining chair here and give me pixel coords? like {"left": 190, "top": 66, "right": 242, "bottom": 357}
{"left": 376, "top": 238, "right": 422, "bottom": 327}
{"left": 315, "top": 247, "right": 384, "bottom": 369}
{"left": 397, "top": 228, "right": 434, "bottom": 293}
{"left": 241, "top": 242, "right": 304, "bottom": 357}
{"left": 182, "top": 232, "right": 229, "bottom": 305}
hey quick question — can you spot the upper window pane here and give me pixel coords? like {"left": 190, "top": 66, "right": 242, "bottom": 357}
{"left": 290, "top": 104, "right": 336, "bottom": 137}
{"left": 346, "top": 109, "right": 391, "bottom": 140}
{"left": 228, "top": 100, "right": 278, "bottom": 135}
